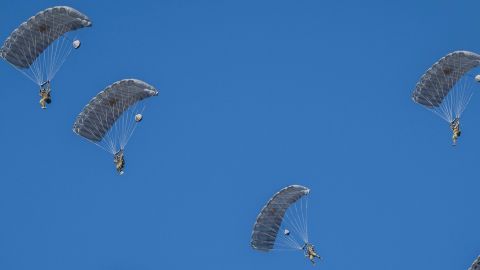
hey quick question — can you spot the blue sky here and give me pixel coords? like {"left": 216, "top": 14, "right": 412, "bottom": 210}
{"left": 1, "top": 0, "right": 480, "bottom": 269}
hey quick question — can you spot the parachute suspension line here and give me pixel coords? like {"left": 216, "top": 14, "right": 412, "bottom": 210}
{"left": 266, "top": 209, "right": 304, "bottom": 251}
{"left": 253, "top": 223, "right": 301, "bottom": 250}
{"left": 425, "top": 57, "right": 477, "bottom": 123}
{"left": 276, "top": 231, "right": 303, "bottom": 250}
{"left": 10, "top": 32, "right": 42, "bottom": 85}
{"left": 251, "top": 186, "right": 311, "bottom": 253}
{"left": 453, "top": 77, "right": 465, "bottom": 118}
{"left": 88, "top": 95, "right": 147, "bottom": 155}
{"left": 272, "top": 195, "right": 310, "bottom": 251}
{"left": 90, "top": 109, "right": 115, "bottom": 154}
{"left": 122, "top": 102, "right": 146, "bottom": 150}
{"left": 41, "top": 13, "right": 51, "bottom": 82}
{"left": 77, "top": 115, "right": 113, "bottom": 154}
{"left": 13, "top": 31, "right": 41, "bottom": 84}
{"left": 283, "top": 210, "right": 304, "bottom": 245}
{"left": 117, "top": 94, "right": 128, "bottom": 150}
{"left": 102, "top": 105, "right": 117, "bottom": 153}
{"left": 455, "top": 74, "right": 475, "bottom": 118}
{"left": 450, "top": 58, "right": 462, "bottom": 118}
{"left": 441, "top": 66, "right": 454, "bottom": 121}
{"left": 104, "top": 92, "right": 147, "bottom": 153}
{"left": 434, "top": 60, "right": 456, "bottom": 122}
{"left": 450, "top": 59, "right": 465, "bottom": 119}
{"left": 116, "top": 94, "right": 129, "bottom": 151}
{"left": 459, "top": 77, "right": 470, "bottom": 116}
{"left": 114, "top": 95, "right": 132, "bottom": 151}
{"left": 45, "top": 13, "right": 55, "bottom": 81}
{"left": 92, "top": 139, "right": 113, "bottom": 154}
{"left": 274, "top": 229, "right": 304, "bottom": 251}
{"left": 456, "top": 62, "right": 474, "bottom": 117}
{"left": 90, "top": 105, "right": 110, "bottom": 153}
{"left": 448, "top": 69, "right": 474, "bottom": 120}
{"left": 417, "top": 69, "right": 451, "bottom": 122}
{"left": 260, "top": 231, "right": 302, "bottom": 251}
{"left": 298, "top": 195, "right": 309, "bottom": 242}
{"left": 48, "top": 33, "right": 74, "bottom": 82}
{"left": 74, "top": 109, "right": 118, "bottom": 155}
{"left": 42, "top": 17, "right": 74, "bottom": 83}
{"left": 421, "top": 61, "right": 446, "bottom": 120}
{"left": 8, "top": 20, "right": 76, "bottom": 86}
{"left": 272, "top": 230, "right": 304, "bottom": 251}
{"left": 441, "top": 57, "right": 458, "bottom": 121}
{"left": 290, "top": 197, "right": 307, "bottom": 243}
{"left": 109, "top": 97, "right": 122, "bottom": 153}
{"left": 451, "top": 59, "right": 474, "bottom": 119}
{"left": 294, "top": 196, "right": 308, "bottom": 243}
{"left": 300, "top": 195, "right": 308, "bottom": 242}
{"left": 108, "top": 96, "right": 121, "bottom": 153}
{"left": 299, "top": 194, "right": 308, "bottom": 243}
{"left": 86, "top": 101, "right": 117, "bottom": 154}
{"left": 114, "top": 97, "right": 124, "bottom": 151}
{"left": 305, "top": 196, "right": 309, "bottom": 243}
{"left": 73, "top": 80, "right": 158, "bottom": 164}
{"left": 122, "top": 98, "right": 134, "bottom": 146}
{"left": 119, "top": 96, "right": 132, "bottom": 150}
{"left": 31, "top": 35, "right": 43, "bottom": 84}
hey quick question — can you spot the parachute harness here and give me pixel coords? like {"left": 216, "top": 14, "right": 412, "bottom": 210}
{"left": 450, "top": 118, "right": 461, "bottom": 145}
{"left": 303, "top": 243, "right": 322, "bottom": 265}
{"left": 114, "top": 150, "right": 125, "bottom": 174}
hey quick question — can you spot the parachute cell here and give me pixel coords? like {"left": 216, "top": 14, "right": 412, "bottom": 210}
{"left": 251, "top": 185, "right": 310, "bottom": 252}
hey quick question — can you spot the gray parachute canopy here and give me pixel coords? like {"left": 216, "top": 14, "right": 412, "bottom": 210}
{"left": 0, "top": 6, "right": 91, "bottom": 69}
{"left": 251, "top": 185, "right": 310, "bottom": 251}
{"left": 469, "top": 256, "right": 480, "bottom": 270}
{"left": 412, "top": 51, "right": 480, "bottom": 108}
{"left": 73, "top": 79, "right": 158, "bottom": 143}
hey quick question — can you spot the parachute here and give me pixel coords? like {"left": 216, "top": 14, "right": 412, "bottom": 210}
{"left": 412, "top": 51, "right": 480, "bottom": 123}
{"left": 470, "top": 256, "right": 480, "bottom": 270}
{"left": 0, "top": 6, "right": 91, "bottom": 87}
{"left": 251, "top": 185, "right": 310, "bottom": 252}
{"left": 72, "top": 79, "right": 158, "bottom": 157}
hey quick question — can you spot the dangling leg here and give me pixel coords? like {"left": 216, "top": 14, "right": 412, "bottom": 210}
{"left": 452, "top": 132, "right": 458, "bottom": 146}
{"left": 309, "top": 255, "right": 316, "bottom": 265}
{"left": 39, "top": 97, "right": 46, "bottom": 109}
{"left": 116, "top": 161, "right": 123, "bottom": 172}
{"left": 116, "top": 157, "right": 125, "bottom": 175}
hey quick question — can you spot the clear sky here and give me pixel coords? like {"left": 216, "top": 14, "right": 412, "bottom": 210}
{"left": 1, "top": 0, "right": 480, "bottom": 269}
